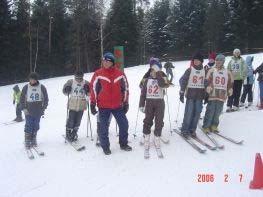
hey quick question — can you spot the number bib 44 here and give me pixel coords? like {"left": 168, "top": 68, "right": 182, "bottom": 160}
{"left": 71, "top": 80, "right": 86, "bottom": 99}
{"left": 187, "top": 68, "right": 205, "bottom": 89}
{"left": 213, "top": 70, "right": 228, "bottom": 90}
{"left": 27, "top": 84, "right": 42, "bottom": 102}
{"left": 146, "top": 79, "right": 164, "bottom": 99}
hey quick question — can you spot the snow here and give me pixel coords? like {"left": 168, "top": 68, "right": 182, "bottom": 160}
{"left": 1, "top": 53, "right": 263, "bottom": 197}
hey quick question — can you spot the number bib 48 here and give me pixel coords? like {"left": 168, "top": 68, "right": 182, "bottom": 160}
{"left": 213, "top": 70, "right": 228, "bottom": 90}
{"left": 187, "top": 68, "right": 205, "bottom": 89}
{"left": 27, "top": 84, "right": 42, "bottom": 102}
{"left": 146, "top": 79, "right": 164, "bottom": 99}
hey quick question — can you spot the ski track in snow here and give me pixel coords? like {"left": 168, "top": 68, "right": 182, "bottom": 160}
{"left": 0, "top": 53, "right": 263, "bottom": 197}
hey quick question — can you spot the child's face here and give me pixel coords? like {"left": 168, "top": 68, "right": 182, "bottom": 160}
{"left": 193, "top": 59, "right": 202, "bottom": 66}
{"left": 215, "top": 60, "right": 224, "bottom": 67}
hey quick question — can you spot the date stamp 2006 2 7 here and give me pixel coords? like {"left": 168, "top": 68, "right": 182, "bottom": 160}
{"left": 197, "top": 174, "right": 243, "bottom": 183}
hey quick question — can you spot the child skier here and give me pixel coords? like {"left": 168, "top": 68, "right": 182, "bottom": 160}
{"left": 12, "top": 85, "right": 23, "bottom": 122}
{"left": 20, "top": 72, "right": 49, "bottom": 149}
{"left": 164, "top": 60, "right": 175, "bottom": 83}
{"left": 179, "top": 52, "right": 206, "bottom": 138}
{"left": 202, "top": 54, "right": 233, "bottom": 133}
{"left": 253, "top": 62, "right": 263, "bottom": 109}
{"left": 63, "top": 70, "right": 90, "bottom": 142}
{"left": 240, "top": 56, "right": 254, "bottom": 107}
{"left": 204, "top": 52, "right": 216, "bottom": 72}
{"left": 139, "top": 57, "right": 170, "bottom": 158}
{"left": 226, "top": 49, "right": 247, "bottom": 112}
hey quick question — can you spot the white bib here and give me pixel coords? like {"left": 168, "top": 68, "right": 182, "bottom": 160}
{"left": 231, "top": 59, "right": 242, "bottom": 73}
{"left": 187, "top": 67, "right": 205, "bottom": 89}
{"left": 146, "top": 79, "right": 164, "bottom": 99}
{"left": 70, "top": 80, "right": 86, "bottom": 100}
{"left": 212, "top": 68, "right": 228, "bottom": 90}
{"left": 26, "top": 84, "right": 42, "bottom": 103}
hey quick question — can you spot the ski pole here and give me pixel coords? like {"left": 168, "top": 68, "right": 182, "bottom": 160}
{"left": 133, "top": 105, "right": 140, "bottom": 138}
{"left": 87, "top": 101, "right": 93, "bottom": 141}
{"left": 175, "top": 98, "right": 181, "bottom": 125}
{"left": 165, "top": 89, "right": 172, "bottom": 135}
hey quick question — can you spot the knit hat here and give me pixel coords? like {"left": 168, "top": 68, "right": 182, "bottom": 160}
{"left": 74, "top": 70, "right": 84, "bottom": 79}
{"left": 149, "top": 57, "right": 162, "bottom": 69}
{"left": 103, "top": 52, "right": 115, "bottom": 64}
{"left": 192, "top": 52, "right": 204, "bottom": 63}
{"left": 215, "top": 54, "right": 225, "bottom": 62}
{"left": 233, "top": 48, "right": 241, "bottom": 55}
{"left": 208, "top": 52, "right": 216, "bottom": 61}
{"left": 28, "top": 72, "right": 39, "bottom": 80}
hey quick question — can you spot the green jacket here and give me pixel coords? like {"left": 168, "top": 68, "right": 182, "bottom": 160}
{"left": 13, "top": 91, "right": 21, "bottom": 104}
{"left": 227, "top": 56, "right": 247, "bottom": 80}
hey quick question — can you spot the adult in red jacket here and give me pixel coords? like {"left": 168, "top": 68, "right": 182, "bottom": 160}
{"left": 90, "top": 52, "right": 132, "bottom": 155}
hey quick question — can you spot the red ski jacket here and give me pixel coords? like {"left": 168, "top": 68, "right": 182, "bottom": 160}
{"left": 90, "top": 66, "right": 129, "bottom": 109}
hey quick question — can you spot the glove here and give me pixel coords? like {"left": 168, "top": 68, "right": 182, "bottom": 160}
{"left": 13, "top": 100, "right": 15, "bottom": 105}
{"left": 64, "top": 86, "right": 72, "bottom": 94}
{"left": 179, "top": 91, "right": 184, "bottom": 103}
{"left": 228, "top": 88, "right": 233, "bottom": 96}
{"left": 23, "top": 109, "right": 29, "bottom": 116}
{"left": 204, "top": 79, "right": 209, "bottom": 88}
{"left": 83, "top": 84, "right": 90, "bottom": 94}
{"left": 204, "top": 92, "right": 209, "bottom": 105}
{"left": 123, "top": 103, "right": 129, "bottom": 114}
{"left": 90, "top": 103, "right": 97, "bottom": 115}
{"left": 139, "top": 107, "right": 145, "bottom": 113}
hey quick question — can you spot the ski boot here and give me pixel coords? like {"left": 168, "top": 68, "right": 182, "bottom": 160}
{"left": 201, "top": 127, "right": 210, "bottom": 134}
{"left": 210, "top": 125, "right": 219, "bottom": 133}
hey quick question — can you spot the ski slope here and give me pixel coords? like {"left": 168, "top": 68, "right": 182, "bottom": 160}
{"left": 0, "top": 53, "right": 263, "bottom": 197}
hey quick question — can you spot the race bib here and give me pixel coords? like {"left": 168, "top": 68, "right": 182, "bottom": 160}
{"left": 71, "top": 80, "right": 86, "bottom": 99}
{"left": 146, "top": 79, "right": 164, "bottom": 99}
{"left": 187, "top": 68, "right": 205, "bottom": 89}
{"left": 27, "top": 84, "right": 42, "bottom": 103}
{"left": 213, "top": 69, "right": 228, "bottom": 90}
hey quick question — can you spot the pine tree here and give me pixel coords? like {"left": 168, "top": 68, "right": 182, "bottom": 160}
{"left": 104, "top": 0, "right": 139, "bottom": 66}
{"left": 145, "top": 0, "right": 171, "bottom": 58}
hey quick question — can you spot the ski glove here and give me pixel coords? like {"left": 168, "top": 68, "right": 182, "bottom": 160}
{"left": 139, "top": 107, "right": 145, "bottom": 113}
{"left": 90, "top": 103, "right": 98, "bottom": 115}
{"left": 23, "top": 109, "right": 29, "bottom": 116}
{"left": 179, "top": 91, "right": 184, "bottom": 103}
{"left": 64, "top": 86, "right": 72, "bottom": 94}
{"left": 123, "top": 103, "right": 129, "bottom": 114}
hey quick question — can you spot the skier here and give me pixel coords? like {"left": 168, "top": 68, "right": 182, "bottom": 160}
{"left": 204, "top": 52, "right": 216, "bottom": 72}
{"left": 164, "top": 60, "right": 175, "bottom": 83}
{"left": 179, "top": 52, "right": 206, "bottom": 138}
{"left": 20, "top": 72, "right": 49, "bottom": 149}
{"left": 240, "top": 56, "right": 254, "bottom": 107}
{"left": 12, "top": 85, "right": 23, "bottom": 122}
{"left": 139, "top": 57, "right": 170, "bottom": 158}
{"left": 63, "top": 70, "right": 90, "bottom": 142}
{"left": 253, "top": 61, "right": 263, "bottom": 109}
{"left": 202, "top": 54, "right": 233, "bottom": 133}
{"left": 226, "top": 49, "right": 247, "bottom": 112}
{"left": 89, "top": 52, "right": 132, "bottom": 155}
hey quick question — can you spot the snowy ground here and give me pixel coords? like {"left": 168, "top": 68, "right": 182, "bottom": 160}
{"left": 0, "top": 53, "right": 263, "bottom": 197}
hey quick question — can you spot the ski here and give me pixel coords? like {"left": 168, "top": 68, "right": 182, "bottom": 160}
{"left": 1, "top": 120, "right": 24, "bottom": 126}
{"left": 26, "top": 149, "right": 34, "bottom": 160}
{"left": 203, "top": 132, "right": 225, "bottom": 149}
{"left": 212, "top": 132, "right": 243, "bottom": 145}
{"left": 173, "top": 129, "right": 206, "bottom": 154}
{"left": 191, "top": 136, "right": 217, "bottom": 150}
{"left": 32, "top": 147, "right": 45, "bottom": 156}
{"left": 62, "top": 135, "right": 86, "bottom": 151}
{"left": 139, "top": 135, "right": 169, "bottom": 145}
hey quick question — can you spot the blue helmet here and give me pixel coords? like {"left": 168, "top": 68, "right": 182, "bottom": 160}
{"left": 103, "top": 52, "right": 115, "bottom": 64}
